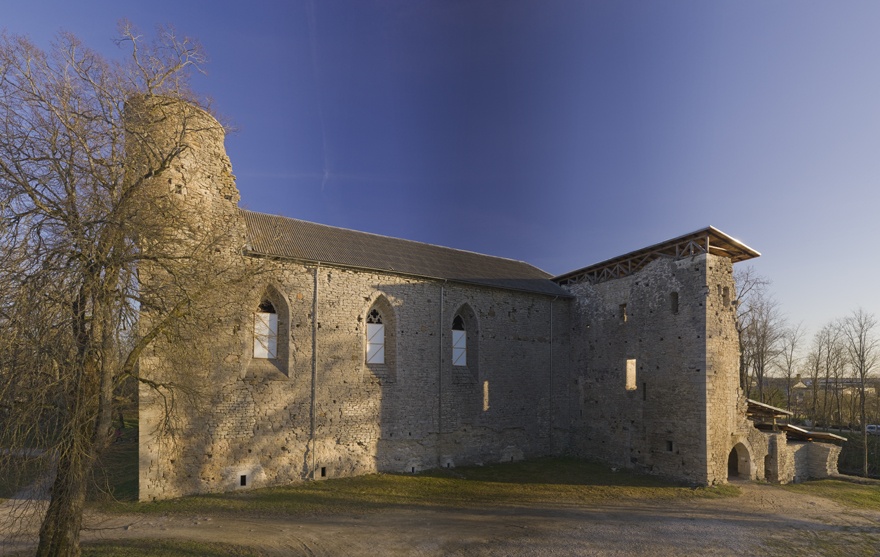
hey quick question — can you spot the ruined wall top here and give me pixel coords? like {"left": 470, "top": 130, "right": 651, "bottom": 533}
{"left": 124, "top": 95, "right": 240, "bottom": 210}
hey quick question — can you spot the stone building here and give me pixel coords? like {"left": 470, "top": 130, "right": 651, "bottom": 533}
{"left": 136, "top": 100, "right": 841, "bottom": 500}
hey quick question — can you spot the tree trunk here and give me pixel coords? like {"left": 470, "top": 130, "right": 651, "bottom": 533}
{"left": 861, "top": 388, "right": 869, "bottom": 477}
{"left": 36, "top": 289, "right": 111, "bottom": 557}
{"left": 36, "top": 445, "right": 90, "bottom": 557}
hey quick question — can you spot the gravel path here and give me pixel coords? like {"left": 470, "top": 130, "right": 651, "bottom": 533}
{"left": 3, "top": 480, "right": 879, "bottom": 556}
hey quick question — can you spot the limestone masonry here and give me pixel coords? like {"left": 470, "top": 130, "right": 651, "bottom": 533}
{"left": 136, "top": 100, "right": 841, "bottom": 500}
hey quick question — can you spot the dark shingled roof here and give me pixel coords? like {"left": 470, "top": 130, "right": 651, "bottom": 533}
{"left": 241, "top": 210, "right": 570, "bottom": 297}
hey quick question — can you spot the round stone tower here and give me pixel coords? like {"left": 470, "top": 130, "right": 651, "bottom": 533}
{"left": 127, "top": 96, "right": 249, "bottom": 500}
{"left": 124, "top": 95, "right": 240, "bottom": 233}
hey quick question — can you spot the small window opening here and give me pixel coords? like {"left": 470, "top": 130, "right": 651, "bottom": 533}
{"left": 722, "top": 286, "right": 730, "bottom": 306}
{"left": 452, "top": 315, "right": 467, "bottom": 367}
{"left": 411, "top": 467, "right": 416, "bottom": 473}
{"left": 320, "top": 467, "right": 327, "bottom": 478}
{"left": 670, "top": 292, "right": 679, "bottom": 314}
{"left": 619, "top": 304, "right": 628, "bottom": 323}
{"left": 666, "top": 441, "right": 673, "bottom": 452}
{"left": 642, "top": 382, "right": 647, "bottom": 401}
{"left": 625, "top": 359, "right": 637, "bottom": 391}
{"left": 483, "top": 380, "right": 490, "bottom": 411}
{"left": 240, "top": 474, "right": 247, "bottom": 487}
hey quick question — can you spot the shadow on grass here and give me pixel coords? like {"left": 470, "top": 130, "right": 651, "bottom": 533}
{"left": 96, "top": 456, "right": 739, "bottom": 518}
{"left": 78, "top": 539, "right": 268, "bottom": 557}
{"left": 422, "top": 457, "right": 678, "bottom": 486}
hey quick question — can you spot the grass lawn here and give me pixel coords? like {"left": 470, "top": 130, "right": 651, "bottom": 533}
{"left": 781, "top": 478, "right": 880, "bottom": 512}
{"left": 93, "top": 454, "right": 739, "bottom": 517}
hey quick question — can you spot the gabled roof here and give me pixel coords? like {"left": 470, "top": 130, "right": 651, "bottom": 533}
{"left": 241, "top": 210, "right": 571, "bottom": 298}
{"left": 553, "top": 226, "right": 760, "bottom": 286}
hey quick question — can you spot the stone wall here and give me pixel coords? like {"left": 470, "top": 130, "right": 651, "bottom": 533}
{"left": 140, "top": 259, "right": 572, "bottom": 500}
{"left": 564, "top": 256, "right": 711, "bottom": 483}
{"left": 783, "top": 441, "right": 842, "bottom": 483}
{"left": 135, "top": 97, "right": 840, "bottom": 500}
{"left": 807, "top": 442, "right": 842, "bottom": 478}
{"left": 703, "top": 257, "right": 768, "bottom": 484}
{"left": 764, "top": 432, "right": 793, "bottom": 483}
{"left": 760, "top": 433, "right": 842, "bottom": 484}
{"left": 563, "top": 254, "right": 766, "bottom": 485}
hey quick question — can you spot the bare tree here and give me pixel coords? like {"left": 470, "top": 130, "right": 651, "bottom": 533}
{"left": 0, "top": 25, "right": 252, "bottom": 556}
{"left": 803, "top": 330, "right": 824, "bottom": 425}
{"left": 733, "top": 266, "right": 771, "bottom": 395}
{"left": 777, "top": 322, "right": 804, "bottom": 411}
{"left": 737, "top": 282, "right": 784, "bottom": 402}
{"left": 841, "top": 308, "right": 879, "bottom": 477}
{"left": 823, "top": 323, "right": 847, "bottom": 429}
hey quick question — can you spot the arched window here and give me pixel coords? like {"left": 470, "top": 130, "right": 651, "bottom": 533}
{"left": 450, "top": 304, "right": 479, "bottom": 384}
{"left": 254, "top": 300, "right": 278, "bottom": 359}
{"left": 366, "top": 308, "right": 385, "bottom": 364}
{"left": 452, "top": 315, "right": 467, "bottom": 367}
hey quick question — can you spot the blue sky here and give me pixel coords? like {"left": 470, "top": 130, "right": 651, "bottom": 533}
{"left": 6, "top": 1, "right": 880, "bottom": 340}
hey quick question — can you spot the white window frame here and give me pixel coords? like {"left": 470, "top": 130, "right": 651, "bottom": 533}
{"left": 254, "top": 312, "right": 278, "bottom": 359}
{"left": 366, "top": 322, "right": 385, "bottom": 364}
{"left": 366, "top": 308, "right": 387, "bottom": 365}
{"left": 452, "top": 329, "right": 467, "bottom": 366}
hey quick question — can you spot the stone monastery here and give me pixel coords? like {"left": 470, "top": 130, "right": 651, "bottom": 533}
{"left": 137, "top": 99, "right": 842, "bottom": 501}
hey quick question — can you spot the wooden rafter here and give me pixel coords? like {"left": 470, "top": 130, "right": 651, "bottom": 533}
{"left": 554, "top": 226, "right": 760, "bottom": 286}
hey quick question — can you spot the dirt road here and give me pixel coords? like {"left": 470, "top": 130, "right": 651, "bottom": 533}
{"left": 3, "top": 480, "right": 879, "bottom": 556}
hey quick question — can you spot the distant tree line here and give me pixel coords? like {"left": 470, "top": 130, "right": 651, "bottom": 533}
{"left": 735, "top": 266, "right": 879, "bottom": 476}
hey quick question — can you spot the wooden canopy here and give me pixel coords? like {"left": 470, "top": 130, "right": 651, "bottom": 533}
{"left": 554, "top": 226, "right": 760, "bottom": 286}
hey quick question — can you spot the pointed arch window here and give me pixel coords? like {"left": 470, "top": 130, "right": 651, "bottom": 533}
{"left": 254, "top": 300, "right": 278, "bottom": 359}
{"left": 452, "top": 315, "right": 467, "bottom": 367}
{"left": 366, "top": 308, "right": 385, "bottom": 364}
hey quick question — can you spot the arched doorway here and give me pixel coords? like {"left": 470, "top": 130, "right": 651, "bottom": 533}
{"left": 727, "top": 442, "right": 751, "bottom": 480}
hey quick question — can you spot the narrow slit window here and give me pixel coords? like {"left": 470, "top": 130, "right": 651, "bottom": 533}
{"left": 670, "top": 292, "right": 679, "bottom": 314}
{"left": 625, "top": 358, "right": 637, "bottom": 391}
{"left": 366, "top": 309, "right": 385, "bottom": 364}
{"left": 452, "top": 315, "right": 467, "bottom": 367}
{"left": 619, "top": 303, "right": 628, "bottom": 323}
{"left": 254, "top": 300, "right": 277, "bottom": 359}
